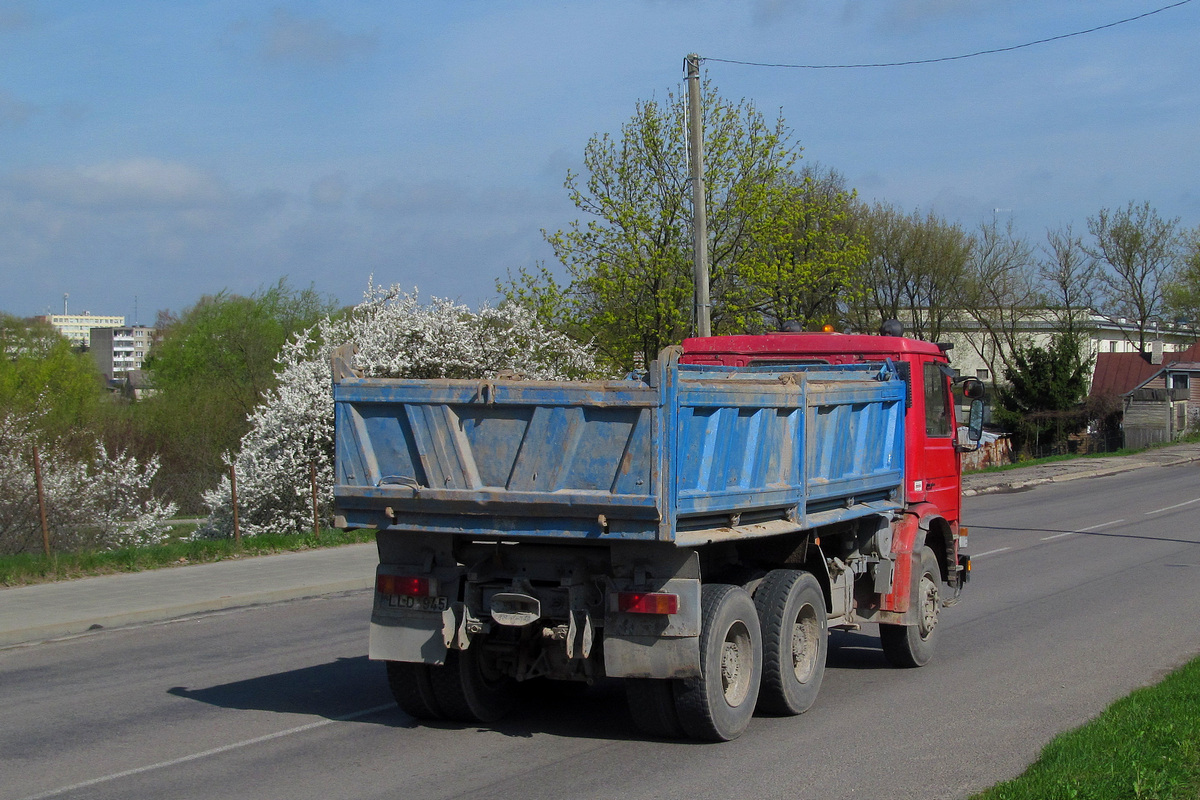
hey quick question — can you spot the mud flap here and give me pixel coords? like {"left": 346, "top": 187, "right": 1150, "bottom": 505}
{"left": 368, "top": 616, "right": 447, "bottom": 664}
{"left": 603, "top": 546, "right": 702, "bottom": 679}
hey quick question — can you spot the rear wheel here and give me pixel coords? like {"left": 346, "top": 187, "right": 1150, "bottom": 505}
{"left": 673, "top": 584, "right": 762, "bottom": 741}
{"left": 385, "top": 660, "right": 443, "bottom": 720}
{"left": 753, "top": 569, "right": 827, "bottom": 716}
{"left": 428, "top": 647, "right": 516, "bottom": 723}
{"left": 626, "top": 678, "right": 685, "bottom": 738}
{"left": 880, "top": 546, "right": 942, "bottom": 668}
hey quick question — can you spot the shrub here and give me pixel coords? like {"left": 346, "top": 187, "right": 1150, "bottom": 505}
{"left": 201, "top": 283, "right": 598, "bottom": 537}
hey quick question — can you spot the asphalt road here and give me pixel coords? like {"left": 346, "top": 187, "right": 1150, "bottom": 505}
{"left": 3, "top": 462, "right": 1199, "bottom": 800}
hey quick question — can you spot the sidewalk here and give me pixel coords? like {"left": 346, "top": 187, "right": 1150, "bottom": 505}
{"left": 4, "top": 442, "right": 1200, "bottom": 649}
{"left": 0, "top": 544, "right": 378, "bottom": 648}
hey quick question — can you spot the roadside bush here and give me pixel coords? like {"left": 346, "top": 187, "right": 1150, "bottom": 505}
{"left": 201, "top": 283, "right": 599, "bottom": 538}
{"left": 0, "top": 412, "right": 178, "bottom": 554}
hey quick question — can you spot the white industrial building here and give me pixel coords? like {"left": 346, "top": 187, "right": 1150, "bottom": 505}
{"left": 40, "top": 313, "right": 126, "bottom": 347}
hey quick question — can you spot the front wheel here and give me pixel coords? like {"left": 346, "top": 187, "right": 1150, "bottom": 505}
{"left": 880, "top": 546, "right": 942, "bottom": 668}
{"left": 673, "top": 584, "right": 763, "bottom": 742}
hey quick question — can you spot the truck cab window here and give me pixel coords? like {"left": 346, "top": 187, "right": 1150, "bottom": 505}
{"left": 923, "top": 362, "right": 952, "bottom": 438}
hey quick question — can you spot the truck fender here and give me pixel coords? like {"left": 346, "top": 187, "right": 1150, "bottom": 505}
{"left": 880, "top": 505, "right": 944, "bottom": 616}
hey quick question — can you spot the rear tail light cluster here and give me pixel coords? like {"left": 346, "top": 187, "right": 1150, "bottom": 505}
{"left": 376, "top": 574, "right": 433, "bottom": 597}
{"left": 616, "top": 592, "right": 679, "bottom": 615}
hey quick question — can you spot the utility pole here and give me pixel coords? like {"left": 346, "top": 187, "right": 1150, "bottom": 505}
{"left": 686, "top": 53, "right": 711, "bottom": 338}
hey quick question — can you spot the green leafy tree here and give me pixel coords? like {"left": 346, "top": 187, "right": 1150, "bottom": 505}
{"left": 0, "top": 314, "right": 101, "bottom": 446}
{"left": 503, "top": 80, "right": 802, "bottom": 370}
{"left": 993, "top": 331, "right": 1093, "bottom": 455}
{"left": 142, "top": 279, "right": 338, "bottom": 484}
{"left": 721, "top": 166, "right": 868, "bottom": 332}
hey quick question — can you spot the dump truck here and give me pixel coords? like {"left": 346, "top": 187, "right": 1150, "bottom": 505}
{"left": 331, "top": 327, "right": 984, "bottom": 741}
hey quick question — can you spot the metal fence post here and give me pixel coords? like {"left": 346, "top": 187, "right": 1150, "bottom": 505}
{"left": 33, "top": 444, "right": 50, "bottom": 557}
{"left": 229, "top": 463, "right": 240, "bottom": 544}
{"left": 310, "top": 461, "right": 320, "bottom": 539}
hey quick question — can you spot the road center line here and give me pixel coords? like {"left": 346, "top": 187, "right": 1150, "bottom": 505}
{"left": 18, "top": 703, "right": 396, "bottom": 800}
{"left": 1044, "top": 519, "right": 1127, "bottom": 540}
{"left": 1144, "top": 497, "right": 1200, "bottom": 515}
{"left": 1080, "top": 519, "right": 1125, "bottom": 531}
{"left": 972, "top": 547, "right": 1011, "bottom": 558}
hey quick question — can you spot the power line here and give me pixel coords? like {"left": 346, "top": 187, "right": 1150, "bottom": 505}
{"left": 702, "top": 0, "right": 1194, "bottom": 69}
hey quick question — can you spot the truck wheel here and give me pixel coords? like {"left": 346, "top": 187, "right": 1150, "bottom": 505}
{"left": 880, "top": 546, "right": 941, "bottom": 668}
{"left": 626, "top": 679, "right": 686, "bottom": 738}
{"left": 673, "top": 584, "right": 762, "bottom": 741}
{"left": 428, "top": 648, "right": 516, "bottom": 723}
{"left": 385, "top": 660, "right": 444, "bottom": 720}
{"left": 753, "top": 569, "right": 827, "bottom": 716}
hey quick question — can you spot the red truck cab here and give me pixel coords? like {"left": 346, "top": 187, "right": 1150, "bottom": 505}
{"left": 680, "top": 329, "right": 980, "bottom": 602}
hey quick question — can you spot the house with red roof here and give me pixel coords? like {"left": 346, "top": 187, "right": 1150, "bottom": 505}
{"left": 1089, "top": 340, "right": 1200, "bottom": 448}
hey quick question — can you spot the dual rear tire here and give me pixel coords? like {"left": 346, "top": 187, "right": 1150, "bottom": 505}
{"left": 386, "top": 647, "right": 515, "bottom": 723}
{"left": 628, "top": 571, "right": 829, "bottom": 741}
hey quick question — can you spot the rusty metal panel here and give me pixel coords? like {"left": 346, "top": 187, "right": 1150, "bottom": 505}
{"left": 333, "top": 359, "right": 906, "bottom": 543}
{"left": 334, "top": 376, "right": 665, "bottom": 539}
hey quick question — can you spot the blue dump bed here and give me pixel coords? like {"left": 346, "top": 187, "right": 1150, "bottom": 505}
{"left": 333, "top": 354, "right": 906, "bottom": 546}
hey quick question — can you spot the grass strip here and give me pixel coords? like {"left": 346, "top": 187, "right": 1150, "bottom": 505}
{"left": 968, "top": 433, "right": 1200, "bottom": 475}
{"left": 972, "top": 655, "right": 1200, "bottom": 800}
{"left": 0, "top": 527, "right": 376, "bottom": 587}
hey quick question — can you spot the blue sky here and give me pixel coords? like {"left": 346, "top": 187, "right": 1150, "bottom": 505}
{"left": 2, "top": 1, "right": 1197, "bottom": 321}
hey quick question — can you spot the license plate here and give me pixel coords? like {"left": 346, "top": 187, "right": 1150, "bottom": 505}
{"left": 387, "top": 594, "right": 449, "bottom": 612}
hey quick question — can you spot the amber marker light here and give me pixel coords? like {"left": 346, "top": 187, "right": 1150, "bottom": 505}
{"left": 617, "top": 592, "right": 680, "bottom": 615}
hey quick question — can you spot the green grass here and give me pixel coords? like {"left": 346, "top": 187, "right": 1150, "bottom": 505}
{"left": 0, "top": 526, "right": 376, "bottom": 587}
{"left": 968, "top": 432, "right": 1200, "bottom": 475}
{"left": 971, "top": 655, "right": 1200, "bottom": 800}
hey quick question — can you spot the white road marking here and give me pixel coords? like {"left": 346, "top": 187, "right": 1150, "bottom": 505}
{"left": 18, "top": 703, "right": 396, "bottom": 800}
{"left": 972, "top": 547, "right": 1011, "bottom": 558}
{"left": 1144, "top": 497, "right": 1200, "bottom": 515}
{"left": 1044, "top": 519, "right": 1126, "bottom": 540}
{"left": 1080, "top": 519, "right": 1126, "bottom": 530}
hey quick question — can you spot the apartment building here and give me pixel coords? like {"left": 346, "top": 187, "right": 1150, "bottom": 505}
{"left": 39, "top": 313, "right": 126, "bottom": 347}
{"left": 90, "top": 325, "right": 158, "bottom": 381}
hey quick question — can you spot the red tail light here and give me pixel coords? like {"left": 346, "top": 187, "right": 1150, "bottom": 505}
{"left": 617, "top": 592, "right": 679, "bottom": 615}
{"left": 376, "top": 575, "right": 431, "bottom": 597}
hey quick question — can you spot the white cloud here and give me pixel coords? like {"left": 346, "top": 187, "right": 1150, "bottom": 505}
{"left": 8, "top": 158, "right": 224, "bottom": 208}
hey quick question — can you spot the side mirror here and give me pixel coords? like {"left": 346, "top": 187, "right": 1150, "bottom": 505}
{"left": 968, "top": 399, "right": 985, "bottom": 443}
{"left": 960, "top": 377, "right": 985, "bottom": 400}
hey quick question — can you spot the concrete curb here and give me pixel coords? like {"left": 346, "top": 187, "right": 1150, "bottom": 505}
{"left": 0, "top": 577, "right": 374, "bottom": 649}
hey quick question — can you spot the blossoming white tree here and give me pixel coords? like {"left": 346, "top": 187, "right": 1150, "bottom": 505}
{"left": 202, "top": 284, "right": 599, "bottom": 537}
{"left": 0, "top": 412, "right": 178, "bottom": 554}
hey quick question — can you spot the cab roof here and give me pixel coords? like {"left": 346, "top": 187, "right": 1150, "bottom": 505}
{"left": 681, "top": 332, "right": 946, "bottom": 359}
